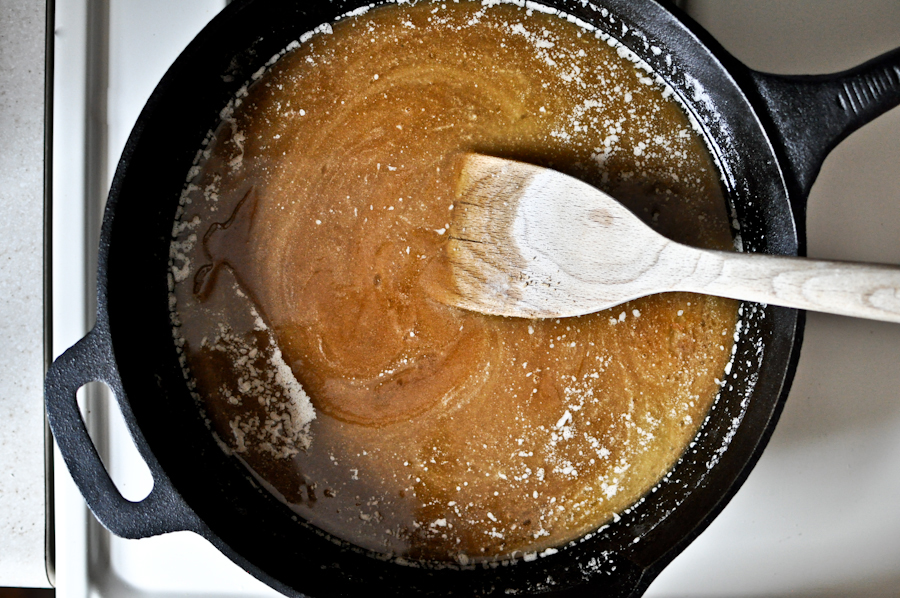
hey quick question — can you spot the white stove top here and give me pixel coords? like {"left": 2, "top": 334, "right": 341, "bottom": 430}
{"left": 51, "top": 1, "right": 900, "bottom": 596}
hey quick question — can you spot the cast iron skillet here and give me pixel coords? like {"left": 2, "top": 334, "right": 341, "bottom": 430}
{"left": 45, "top": 0, "right": 900, "bottom": 596}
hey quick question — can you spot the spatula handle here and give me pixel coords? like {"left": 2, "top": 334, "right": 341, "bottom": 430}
{"left": 686, "top": 249, "right": 900, "bottom": 323}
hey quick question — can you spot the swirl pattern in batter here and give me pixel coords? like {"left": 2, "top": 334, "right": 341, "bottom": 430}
{"left": 169, "top": 1, "right": 738, "bottom": 563}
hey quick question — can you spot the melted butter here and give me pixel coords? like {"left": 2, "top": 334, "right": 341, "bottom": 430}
{"left": 170, "top": 1, "right": 738, "bottom": 563}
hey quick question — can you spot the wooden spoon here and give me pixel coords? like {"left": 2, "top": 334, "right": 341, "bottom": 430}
{"left": 440, "top": 154, "right": 900, "bottom": 321}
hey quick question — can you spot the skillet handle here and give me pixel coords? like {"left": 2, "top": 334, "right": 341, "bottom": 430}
{"left": 748, "top": 47, "right": 900, "bottom": 209}
{"left": 750, "top": 48, "right": 900, "bottom": 204}
{"left": 45, "top": 324, "right": 201, "bottom": 538}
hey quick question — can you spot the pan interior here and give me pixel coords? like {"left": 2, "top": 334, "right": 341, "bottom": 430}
{"left": 167, "top": 0, "right": 742, "bottom": 566}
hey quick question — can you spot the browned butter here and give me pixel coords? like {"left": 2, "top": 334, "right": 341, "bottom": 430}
{"left": 169, "top": 0, "right": 738, "bottom": 563}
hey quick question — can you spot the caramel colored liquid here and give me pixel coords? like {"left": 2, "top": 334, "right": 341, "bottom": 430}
{"left": 170, "top": 1, "right": 738, "bottom": 563}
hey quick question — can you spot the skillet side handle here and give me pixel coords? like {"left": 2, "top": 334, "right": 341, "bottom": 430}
{"left": 748, "top": 46, "right": 900, "bottom": 211}
{"left": 45, "top": 325, "right": 201, "bottom": 538}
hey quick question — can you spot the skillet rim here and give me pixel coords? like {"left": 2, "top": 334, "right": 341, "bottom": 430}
{"left": 90, "top": 0, "right": 805, "bottom": 595}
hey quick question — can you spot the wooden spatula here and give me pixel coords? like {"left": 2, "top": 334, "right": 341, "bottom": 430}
{"left": 439, "top": 154, "right": 900, "bottom": 321}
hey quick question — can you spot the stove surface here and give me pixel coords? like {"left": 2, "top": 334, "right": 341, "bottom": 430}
{"left": 51, "top": 1, "right": 900, "bottom": 597}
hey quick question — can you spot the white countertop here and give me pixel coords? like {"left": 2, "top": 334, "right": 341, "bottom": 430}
{"left": 0, "top": 0, "right": 50, "bottom": 589}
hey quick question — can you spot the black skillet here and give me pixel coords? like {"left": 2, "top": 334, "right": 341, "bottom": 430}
{"left": 45, "top": 0, "right": 900, "bottom": 596}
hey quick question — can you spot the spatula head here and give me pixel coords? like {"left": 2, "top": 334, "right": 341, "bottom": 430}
{"left": 438, "top": 154, "right": 678, "bottom": 318}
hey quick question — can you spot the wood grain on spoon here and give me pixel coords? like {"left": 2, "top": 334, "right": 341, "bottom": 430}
{"left": 441, "top": 153, "right": 900, "bottom": 322}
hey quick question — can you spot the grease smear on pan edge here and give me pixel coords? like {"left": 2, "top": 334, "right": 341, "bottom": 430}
{"left": 167, "top": 0, "right": 742, "bottom": 566}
